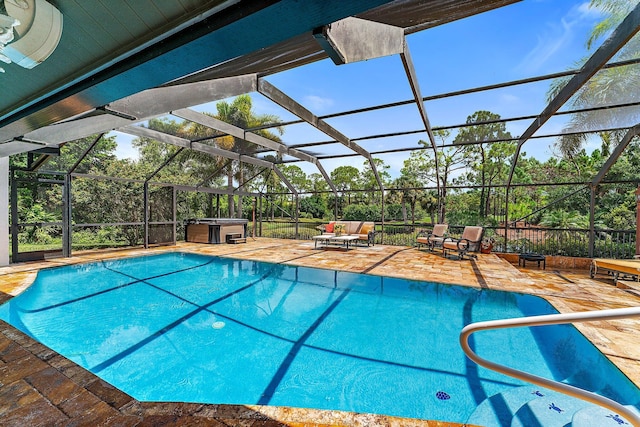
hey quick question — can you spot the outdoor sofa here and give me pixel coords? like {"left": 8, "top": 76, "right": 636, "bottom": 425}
{"left": 316, "top": 221, "right": 376, "bottom": 246}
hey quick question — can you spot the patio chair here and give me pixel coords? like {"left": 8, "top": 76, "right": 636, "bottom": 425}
{"left": 416, "top": 224, "right": 448, "bottom": 252}
{"left": 442, "top": 226, "right": 484, "bottom": 260}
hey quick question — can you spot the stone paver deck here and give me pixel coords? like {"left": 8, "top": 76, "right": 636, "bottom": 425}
{"left": 0, "top": 238, "right": 639, "bottom": 426}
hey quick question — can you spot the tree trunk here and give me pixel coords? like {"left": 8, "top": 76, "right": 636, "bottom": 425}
{"left": 401, "top": 199, "right": 407, "bottom": 224}
{"left": 227, "top": 172, "right": 234, "bottom": 218}
{"left": 410, "top": 201, "right": 416, "bottom": 224}
{"left": 479, "top": 146, "right": 486, "bottom": 220}
{"left": 440, "top": 174, "right": 448, "bottom": 223}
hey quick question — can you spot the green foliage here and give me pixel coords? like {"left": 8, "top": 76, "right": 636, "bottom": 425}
{"left": 342, "top": 204, "right": 382, "bottom": 221}
{"left": 600, "top": 205, "right": 635, "bottom": 230}
{"left": 299, "top": 195, "right": 328, "bottom": 219}
{"left": 384, "top": 203, "right": 404, "bottom": 221}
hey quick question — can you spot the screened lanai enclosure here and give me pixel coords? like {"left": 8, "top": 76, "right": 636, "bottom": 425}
{"left": 2, "top": 0, "right": 640, "bottom": 263}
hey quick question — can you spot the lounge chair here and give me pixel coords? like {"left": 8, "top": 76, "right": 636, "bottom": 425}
{"left": 416, "top": 224, "right": 448, "bottom": 252}
{"left": 442, "top": 226, "right": 484, "bottom": 260}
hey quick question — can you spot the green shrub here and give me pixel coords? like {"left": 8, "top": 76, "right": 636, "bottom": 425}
{"left": 342, "top": 204, "right": 381, "bottom": 221}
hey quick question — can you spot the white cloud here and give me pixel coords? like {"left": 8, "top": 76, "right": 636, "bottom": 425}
{"left": 303, "top": 95, "right": 334, "bottom": 112}
{"left": 515, "top": 18, "right": 576, "bottom": 74}
{"left": 514, "top": 2, "right": 603, "bottom": 74}
{"left": 499, "top": 93, "right": 520, "bottom": 104}
{"left": 576, "top": 1, "right": 605, "bottom": 19}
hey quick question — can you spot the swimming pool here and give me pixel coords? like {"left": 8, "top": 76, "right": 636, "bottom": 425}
{"left": 1, "top": 252, "right": 638, "bottom": 424}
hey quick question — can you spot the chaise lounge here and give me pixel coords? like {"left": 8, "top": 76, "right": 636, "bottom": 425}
{"left": 441, "top": 226, "right": 484, "bottom": 260}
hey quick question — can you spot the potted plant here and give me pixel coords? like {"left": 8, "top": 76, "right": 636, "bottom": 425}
{"left": 334, "top": 224, "right": 345, "bottom": 237}
{"left": 481, "top": 236, "right": 495, "bottom": 254}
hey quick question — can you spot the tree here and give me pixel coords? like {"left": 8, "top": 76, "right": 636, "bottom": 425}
{"left": 419, "top": 191, "right": 439, "bottom": 224}
{"left": 359, "top": 158, "right": 390, "bottom": 205}
{"left": 397, "top": 130, "right": 469, "bottom": 223}
{"left": 330, "top": 165, "right": 360, "bottom": 214}
{"left": 280, "top": 164, "right": 310, "bottom": 192}
{"left": 309, "top": 173, "right": 329, "bottom": 193}
{"left": 455, "top": 111, "right": 514, "bottom": 220}
{"left": 388, "top": 173, "right": 424, "bottom": 224}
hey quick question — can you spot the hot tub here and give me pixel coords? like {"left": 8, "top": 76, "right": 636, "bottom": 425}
{"left": 185, "top": 218, "right": 248, "bottom": 244}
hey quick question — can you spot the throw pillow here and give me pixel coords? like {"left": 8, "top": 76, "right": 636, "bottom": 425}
{"left": 360, "top": 224, "right": 372, "bottom": 234}
{"left": 325, "top": 222, "right": 335, "bottom": 233}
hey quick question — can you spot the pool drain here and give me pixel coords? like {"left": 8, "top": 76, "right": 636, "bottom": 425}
{"left": 212, "top": 321, "right": 225, "bottom": 329}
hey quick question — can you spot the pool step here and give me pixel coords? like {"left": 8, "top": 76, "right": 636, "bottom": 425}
{"left": 511, "top": 390, "right": 589, "bottom": 427}
{"left": 571, "top": 404, "right": 639, "bottom": 426}
{"left": 226, "top": 233, "right": 246, "bottom": 244}
{"left": 466, "top": 385, "right": 633, "bottom": 426}
{"left": 466, "top": 386, "right": 556, "bottom": 426}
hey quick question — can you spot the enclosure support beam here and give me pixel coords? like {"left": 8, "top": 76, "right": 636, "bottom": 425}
{"left": 0, "top": 157, "right": 8, "bottom": 266}
{"left": 62, "top": 174, "right": 72, "bottom": 257}
{"left": 10, "top": 169, "right": 18, "bottom": 263}
{"left": 172, "top": 186, "right": 177, "bottom": 245}
{"left": 400, "top": 39, "right": 441, "bottom": 222}
{"left": 144, "top": 182, "right": 149, "bottom": 249}
{"left": 259, "top": 195, "right": 263, "bottom": 237}
{"left": 589, "top": 185, "right": 596, "bottom": 259}
{"left": 380, "top": 190, "right": 385, "bottom": 245}
{"left": 172, "top": 108, "right": 316, "bottom": 163}
{"left": 295, "top": 195, "right": 300, "bottom": 239}
{"left": 315, "top": 161, "right": 339, "bottom": 200}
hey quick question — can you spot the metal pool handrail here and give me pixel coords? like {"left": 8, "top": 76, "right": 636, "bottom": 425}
{"left": 459, "top": 306, "right": 640, "bottom": 426}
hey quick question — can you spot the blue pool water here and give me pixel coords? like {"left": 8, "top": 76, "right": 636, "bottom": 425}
{"left": 1, "top": 252, "right": 639, "bottom": 424}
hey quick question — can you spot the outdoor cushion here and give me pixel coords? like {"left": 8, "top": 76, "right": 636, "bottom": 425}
{"left": 325, "top": 222, "right": 335, "bottom": 233}
{"left": 359, "top": 224, "right": 372, "bottom": 234}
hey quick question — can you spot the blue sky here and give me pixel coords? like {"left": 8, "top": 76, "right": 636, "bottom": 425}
{"left": 111, "top": 0, "right": 620, "bottom": 179}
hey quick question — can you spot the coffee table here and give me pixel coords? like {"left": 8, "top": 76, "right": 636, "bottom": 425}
{"left": 312, "top": 234, "right": 359, "bottom": 250}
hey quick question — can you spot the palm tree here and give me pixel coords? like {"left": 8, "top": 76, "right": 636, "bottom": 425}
{"left": 388, "top": 175, "right": 424, "bottom": 225}
{"left": 183, "top": 95, "right": 284, "bottom": 217}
